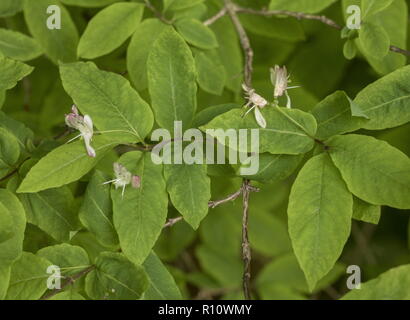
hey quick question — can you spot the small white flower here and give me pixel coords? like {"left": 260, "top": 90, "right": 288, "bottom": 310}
{"left": 65, "top": 105, "right": 96, "bottom": 157}
{"left": 103, "top": 162, "right": 141, "bottom": 198}
{"left": 270, "top": 65, "right": 300, "bottom": 109}
{"left": 242, "top": 84, "right": 268, "bottom": 128}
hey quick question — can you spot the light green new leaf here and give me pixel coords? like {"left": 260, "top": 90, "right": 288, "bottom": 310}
{"left": 20, "top": 187, "right": 78, "bottom": 242}
{"left": 23, "top": 0, "right": 79, "bottom": 63}
{"left": 79, "top": 170, "right": 119, "bottom": 247}
{"left": 328, "top": 134, "right": 410, "bottom": 209}
{"left": 78, "top": 2, "right": 144, "bottom": 59}
{"left": 164, "top": 163, "right": 210, "bottom": 229}
{"left": 49, "top": 291, "right": 85, "bottom": 300}
{"left": 342, "top": 264, "right": 410, "bottom": 300}
{"left": 362, "top": 0, "right": 394, "bottom": 17}
{"left": 195, "top": 50, "right": 226, "bottom": 96}
{"left": 353, "top": 65, "right": 410, "bottom": 130}
{"left": 201, "top": 107, "right": 317, "bottom": 154}
{"left": 60, "top": 0, "right": 120, "bottom": 7}
{"left": 5, "top": 252, "right": 51, "bottom": 300}
{"left": 288, "top": 153, "right": 353, "bottom": 290}
{"left": 60, "top": 62, "right": 154, "bottom": 142}
{"left": 0, "top": 189, "right": 26, "bottom": 265}
{"left": 359, "top": 22, "right": 390, "bottom": 60}
{"left": 85, "top": 252, "right": 149, "bottom": 300}
{"left": 37, "top": 244, "right": 90, "bottom": 276}
{"left": 163, "top": 0, "right": 204, "bottom": 12}
{"left": 0, "top": 0, "right": 23, "bottom": 17}
{"left": 143, "top": 252, "right": 182, "bottom": 300}
{"left": 127, "top": 19, "right": 168, "bottom": 91}
{"left": 148, "top": 28, "right": 197, "bottom": 131}
{"left": 0, "top": 130, "right": 20, "bottom": 177}
{"left": 17, "top": 136, "right": 119, "bottom": 193}
{"left": 0, "top": 56, "right": 33, "bottom": 91}
{"left": 0, "top": 29, "right": 42, "bottom": 61}
{"left": 343, "top": 40, "right": 357, "bottom": 60}
{"left": 352, "top": 197, "right": 381, "bottom": 225}
{"left": 0, "top": 202, "right": 14, "bottom": 243}
{"left": 112, "top": 152, "right": 168, "bottom": 265}
{"left": 269, "top": 0, "right": 337, "bottom": 13}
{"left": 175, "top": 19, "right": 218, "bottom": 49}
{"left": 311, "top": 91, "right": 367, "bottom": 140}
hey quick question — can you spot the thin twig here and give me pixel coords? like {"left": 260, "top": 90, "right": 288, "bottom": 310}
{"left": 41, "top": 265, "right": 95, "bottom": 300}
{"left": 241, "top": 179, "right": 252, "bottom": 300}
{"left": 144, "top": 0, "right": 172, "bottom": 24}
{"left": 203, "top": 7, "right": 228, "bottom": 26}
{"left": 163, "top": 217, "right": 183, "bottom": 228}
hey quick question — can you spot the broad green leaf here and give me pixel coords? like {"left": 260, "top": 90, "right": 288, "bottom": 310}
{"left": 0, "top": 265, "right": 11, "bottom": 299}
{"left": 60, "top": 62, "right": 154, "bottom": 142}
{"left": 0, "top": 130, "right": 20, "bottom": 177}
{"left": 0, "top": 29, "right": 42, "bottom": 61}
{"left": 17, "top": 136, "right": 119, "bottom": 193}
{"left": 127, "top": 19, "right": 168, "bottom": 91}
{"left": 352, "top": 197, "right": 381, "bottom": 225}
{"left": 173, "top": 3, "right": 207, "bottom": 20}
{"left": 311, "top": 91, "right": 367, "bottom": 140}
{"left": 0, "top": 56, "right": 33, "bottom": 91}
{"left": 193, "top": 103, "right": 239, "bottom": 128}
{"left": 269, "top": 0, "right": 337, "bottom": 13}
{"left": 353, "top": 65, "right": 410, "bottom": 130}
{"left": 0, "top": 111, "right": 34, "bottom": 152}
{"left": 201, "top": 107, "right": 317, "bottom": 154}
{"left": 148, "top": 28, "right": 197, "bottom": 131}
{"left": 288, "top": 153, "right": 353, "bottom": 290}
{"left": 358, "top": 23, "right": 390, "bottom": 60}
{"left": 239, "top": 153, "right": 303, "bottom": 183}
{"left": 78, "top": 2, "right": 144, "bottom": 59}
{"left": 20, "top": 187, "right": 78, "bottom": 242}
{"left": 164, "top": 163, "right": 210, "bottom": 229}
{"left": 5, "top": 252, "right": 51, "bottom": 300}
{"left": 60, "top": 0, "right": 120, "bottom": 7}
{"left": 342, "top": 264, "right": 410, "bottom": 299}
{"left": 362, "top": 0, "right": 394, "bottom": 17}
{"left": 69, "top": 231, "right": 111, "bottom": 263}
{"left": 85, "top": 252, "right": 148, "bottom": 300}
{"left": 49, "top": 291, "right": 85, "bottom": 300}
{"left": 112, "top": 152, "right": 168, "bottom": 265}
{"left": 0, "top": 202, "right": 14, "bottom": 243}
{"left": 37, "top": 244, "right": 90, "bottom": 276}
{"left": 142, "top": 252, "right": 182, "bottom": 300}
{"left": 328, "top": 134, "right": 410, "bottom": 209}
{"left": 195, "top": 50, "right": 226, "bottom": 96}
{"left": 175, "top": 19, "right": 218, "bottom": 49}
{"left": 0, "top": 0, "right": 23, "bottom": 17}
{"left": 79, "top": 170, "right": 119, "bottom": 247}
{"left": 0, "top": 189, "right": 26, "bottom": 265}
{"left": 163, "top": 0, "right": 204, "bottom": 12}
{"left": 23, "top": 0, "right": 79, "bottom": 63}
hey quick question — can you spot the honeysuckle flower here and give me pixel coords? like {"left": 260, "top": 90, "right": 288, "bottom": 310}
{"left": 242, "top": 84, "right": 268, "bottom": 128}
{"left": 270, "top": 65, "right": 300, "bottom": 109}
{"left": 103, "top": 162, "right": 141, "bottom": 198}
{"left": 65, "top": 105, "right": 96, "bottom": 157}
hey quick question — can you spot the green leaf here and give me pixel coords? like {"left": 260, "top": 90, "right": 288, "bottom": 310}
{"left": 175, "top": 19, "right": 218, "bottom": 49}
{"left": 164, "top": 163, "right": 210, "bottom": 229}
{"left": 0, "top": 29, "right": 42, "bottom": 61}
{"left": 20, "top": 187, "right": 78, "bottom": 242}
{"left": 311, "top": 91, "right": 366, "bottom": 140}
{"left": 127, "top": 19, "right": 168, "bottom": 91}
{"left": 5, "top": 252, "right": 51, "bottom": 300}
{"left": 328, "top": 134, "right": 410, "bottom": 209}
{"left": 269, "top": 0, "right": 337, "bottom": 13}
{"left": 23, "top": 0, "right": 79, "bottom": 63}
{"left": 352, "top": 197, "right": 381, "bottom": 225}
{"left": 148, "top": 28, "right": 197, "bottom": 131}
{"left": 358, "top": 22, "right": 390, "bottom": 60}
{"left": 353, "top": 65, "right": 410, "bottom": 130}
{"left": 193, "top": 103, "right": 239, "bottom": 128}
{"left": 288, "top": 153, "right": 353, "bottom": 290}
{"left": 343, "top": 40, "right": 356, "bottom": 60}
{"left": 142, "top": 252, "right": 182, "bottom": 300}
{"left": 17, "top": 136, "right": 119, "bottom": 193}
{"left": 0, "top": 130, "right": 20, "bottom": 177}
{"left": 0, "top": 56, "right": 33, "bottom": 91}
{"left": 201, "top": 107, "right": 317, "bottom": 154}
{"left": 85, "top": 252, "right": 148, "bottom": 300}
{"left": 112, "top": 152, "right": 168, "bottom": 265}
{"left": 0, "top": 0, "right": 23, "bottom": 17}
{"left": 79, "top": 170, "right": 119, "bottom": 247}
{"left": 362, "top": 0, "right": 394, "bottom": 17}
{"left": 49, "top": 291, "right": 85, "bottom": 300}
{"left": 60, "top": 0, "right": 120, "bottom": 8}
{"left": 0, "top": 202, "right": 14, "bottom": 243}
{"left": 0, "top": 265, "right": 11, "bottom": 299}
{"left": 78, "top": 2, "right": 144, "bottom": 59}
{"left": 0, "top": 111, "right": 34, "bottom": 152}
{"left": 342, "top": 264, "right": 410, "bottom": 299}
{"left": 60, "top": 62, "right": 154, "bottom": 142}
{"left": 0, "top": 189, "right": 26, "bottom": 265}
{"left": 195, "top": 50, "right": 226, "bottom": 95}
{"left": 163, "top": 0, "right": 204, "bottom": 12}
